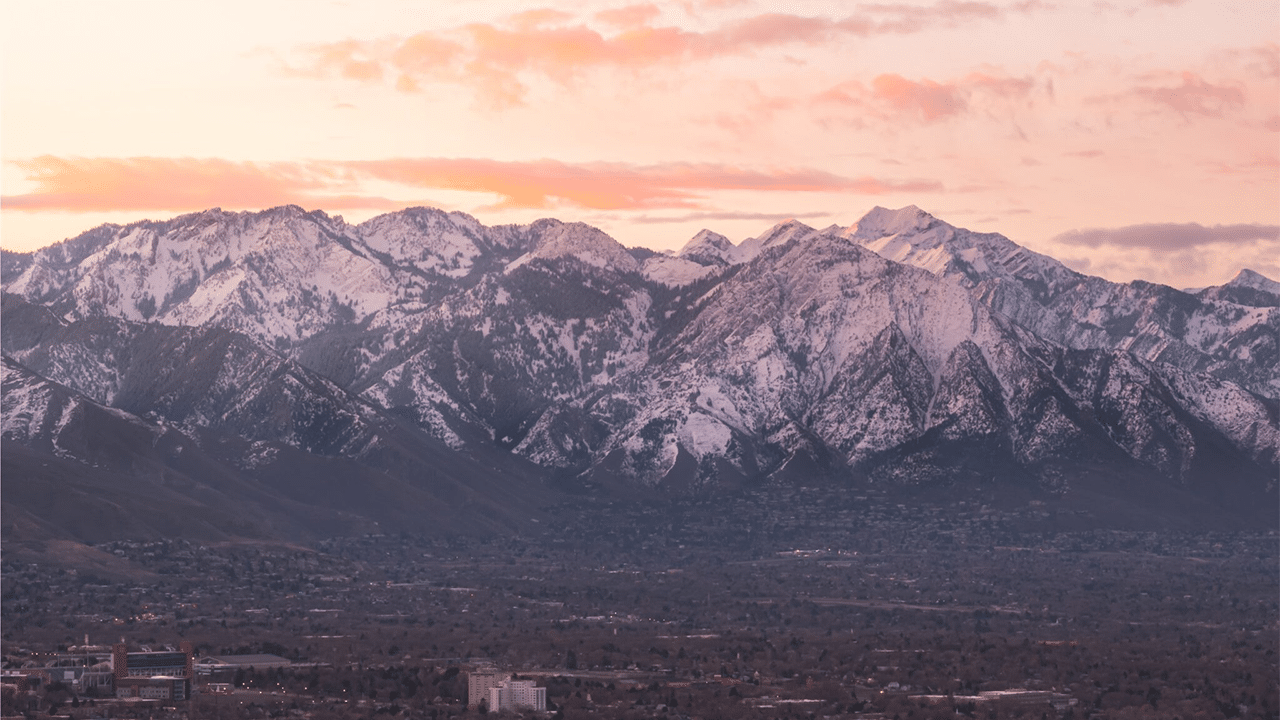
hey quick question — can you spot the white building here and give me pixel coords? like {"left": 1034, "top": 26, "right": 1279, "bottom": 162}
{"left": 489, "top": 679, "right": 546, "bottom": 712}
{"left": 467, "top": 669, "right": 509, "bottom": 707}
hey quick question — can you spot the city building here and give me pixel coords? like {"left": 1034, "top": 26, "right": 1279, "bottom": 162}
{"left": 489, "top": 679, "right": 547, "bottom": 712}
{"left": 467, "top": 668, "right": 509, "bottom": 708}
{"left": 195, "top": 653, "right": 292, "bottom": 674}
{"left": 111, "top": 642, "right": 193, "bottom": 701}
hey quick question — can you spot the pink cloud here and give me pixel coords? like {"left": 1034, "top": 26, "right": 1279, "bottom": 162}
{"left": 871, "top": 74, "right": 967, "bottom": 121}
{"left": 860, "top": 1, "right": 1004, "bottom": 33}
{"left": 283, "top": 5, "right": 1045, "bottom": 107}
{"left": 631, "top": 210, "right": 835, "bottom": 224}
{"left": 816, "top": 70, "right": 1038, "bottom": 124}
{"left": 594, "top": 4, "right": 662, "bottom": 29}
{"left": 348, "top": 158, "right": 943, "bottom": 209}
{"left": 962, "top": 72, "right": 1036, "bottom": 98}
{"left": 4, "top": 156, "right": 944, "bottom": 214}
{"left": 1130, "top": 72, "right": 1245, "bottom": 117}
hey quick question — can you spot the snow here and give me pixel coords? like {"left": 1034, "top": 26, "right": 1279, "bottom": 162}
{"left": 6, "top": 202, "right": 1276, "bottom": 488}
{"left": 641, "top": 256, "right": 717, "bottom": 286}
{"left": 678, "top": 412, "right": 732, "bottom": 456}
{"left": 848, "top": 205, "right": 935, "bottom": 240}
{"left": 522, "top": 222, "right": 640, "bottom": 273}
{"left": 1226, "top": 268, "right": 1280, "bottom": 294}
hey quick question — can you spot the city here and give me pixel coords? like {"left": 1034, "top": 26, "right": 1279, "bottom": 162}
{"left": 4, "top": 489, "right": 1276, "bottom": 719}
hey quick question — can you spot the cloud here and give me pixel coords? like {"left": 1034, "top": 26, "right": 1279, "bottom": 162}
{"left": 506, "top": 8, "right": 576, "bottom": 29}
{"left": 347, "top": 158, "right": 944, "bottom": 210}
{"left": 4, "top": 156, "right": 942, "bottom": 215}
{"left": 1131, "top": 72, "right": 1245, "bottom": 117}
{"left": 631, "top": 210, "right": 836, "bottom": 224}
{"left": 282, "top": 4, "right": 1045, "bottom": 107}
{"left": 1202, "top": 154, "right": 1279, "bottom": 177}
{"left": 870, "top": 74, "right": 968, "bottom": 121}
{"left": 1053, "top": 222, "right": 1280, "bottom": 251}
{"left": 2, "top": 156, "right": 400, "bottom": 213}
{"left": 817, "top": 70, "right": 1038, "bottom": 123}
{"left": 594, "top": 4, "right": 662, "bottom": 29}
{"left": 859, "top": 1, "right": 1004, "bottom": 33}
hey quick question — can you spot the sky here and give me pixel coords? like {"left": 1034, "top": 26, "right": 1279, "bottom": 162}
{"left": 2, "top": 0, "right": 1277, "bottom": 288}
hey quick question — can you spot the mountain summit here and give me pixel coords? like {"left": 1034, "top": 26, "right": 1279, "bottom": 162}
{"left": 3, "top": 205, "right": 1276, "bottom": 541}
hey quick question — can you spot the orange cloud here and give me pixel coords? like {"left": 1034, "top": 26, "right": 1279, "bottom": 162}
{"left": 4, "top": 156, "right": 943, "bottom": 214}
{"left": 289, "top": 39, "right": 387, "bottom": 82}
{"left": 594, "top": 4, "right": 662, "bottom": 29}
{"left": 390, "top": 33, "right": 464, "bottom": 76}
{"left": 506, "top": 8, "right": 575, "bottom": 29}
{"left": 349, "top": 158, "right": 942, "bottom": 210}
{"left": 284, "top": 5, "right": 1044, "bottom": 106}
{"left": 2, "top": 156, "right": 398, "bottom": 212}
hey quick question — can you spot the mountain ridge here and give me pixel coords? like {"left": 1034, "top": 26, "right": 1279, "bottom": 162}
{"left": 4, "top": 204, "right": 1276, "bottom": 543}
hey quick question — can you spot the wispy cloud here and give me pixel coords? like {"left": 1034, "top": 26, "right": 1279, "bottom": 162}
{"left": 816, "top": 70, "right": 1038, "bottom": 123}
{"left": 2, "top": 156, "right": 399, "bottom": 212}
{"left": 4, "top": 156, "right": 943, "bottom": 214}
{"left": 594, "top": 4, "right": 663, "bottom": 29}
{"left": 1053, "top": 222, "right": 1280, "bottom": 250}
{"left": 279, "top": 3, "right": 1047, "bottom": 107}
{"left": 631, "top": 210, "right": 835, "bottom": 224}
{"left": 348, "top": 158, "right": 944, "bottom": 210}
{"left": 1130, "top": 72, "right": 1245, "bottom": 117}
{"left": 1089, "top": 71, "right": 1246, "bottom": 119}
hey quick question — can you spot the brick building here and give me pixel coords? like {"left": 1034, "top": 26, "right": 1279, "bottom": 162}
{"left": 111, "top": 642, "right": 193, "bottom": 700}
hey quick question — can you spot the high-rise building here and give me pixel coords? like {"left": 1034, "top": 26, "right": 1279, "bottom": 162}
{"left": 467, "top": 669, "right": 509, "bottom": 707}
{"left": 489, "top": 679, "right": 547, "bottom": 712}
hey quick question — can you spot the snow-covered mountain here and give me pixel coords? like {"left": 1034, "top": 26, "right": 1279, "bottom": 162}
{"left": 3, "top": 204, "right": 1275, "bottom": 539}
{"left": 842, "top": 206, "right": 1279, "bottom": 398}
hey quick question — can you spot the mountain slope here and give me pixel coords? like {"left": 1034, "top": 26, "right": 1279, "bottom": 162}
{"left": 3, "top": 204, "right": 1275, "bottom": 537}
{"left": 842, "top": 206, "right": 1279, "bottom": 398}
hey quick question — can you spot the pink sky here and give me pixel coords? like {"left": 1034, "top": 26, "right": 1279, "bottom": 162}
{"left": 2, "top": 0, "right": 1277, "bottom": 287}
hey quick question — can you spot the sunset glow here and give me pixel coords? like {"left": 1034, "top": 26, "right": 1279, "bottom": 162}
{"left": 3, "top": 0, "right": 1277, "bottom": 287}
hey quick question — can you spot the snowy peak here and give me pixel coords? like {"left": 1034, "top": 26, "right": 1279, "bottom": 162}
{"left": 5, "top": 206, "right": 399, "bottom": 346}
{"left": 357, "top": 206, "right": 490, "bottom": 277}
{"left": 849, "top": 205, "right": 938, "bottom": 241}
{"left": 1226, "top": 268, "right": 1280, "bottom": 295}
{"left": 843, "top": 205, "right": 1078, "bottom": 293}
{"left": 678, "top": 229, "right": 738, "bottom": 266}
{"left": 2, "top": 202, "right": 1277, "bottom": 529}
{"left": 843, "top": 205, "right": 967, "bottom": 276}
{"left": 1195, "top": 267, "right": 1280, "bottom": 308}
{"left": 737, "top": 219, "right": 820, "bottom": 261}
{"left": 509, "top": 221, "right": 640, "bottom": 274}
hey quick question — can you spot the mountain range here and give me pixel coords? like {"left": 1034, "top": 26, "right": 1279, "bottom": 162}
{"left": 3, "top": 204, "right": 1276, "bottom": 546}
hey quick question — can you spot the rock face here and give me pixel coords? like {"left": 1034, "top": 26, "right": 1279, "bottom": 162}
{"left": 3, "top": 205, "right": 1276, "bottom": 539}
